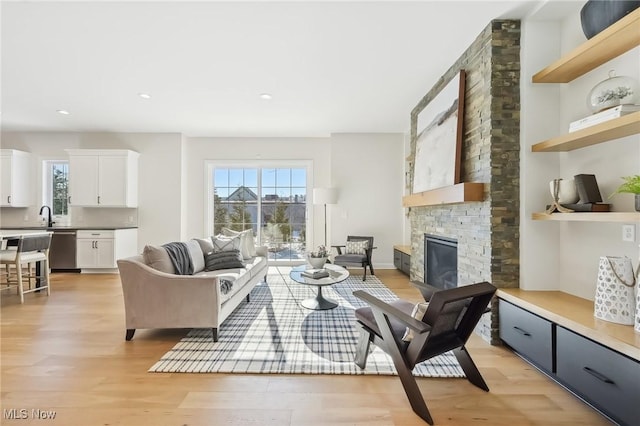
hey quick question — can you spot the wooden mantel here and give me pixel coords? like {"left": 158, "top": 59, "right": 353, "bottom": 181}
{"left": 402, "top": 182, "right": 485, "bottom": 208}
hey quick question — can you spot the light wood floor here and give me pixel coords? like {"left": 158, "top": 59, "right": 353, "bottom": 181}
{"left": 0, "top": 269, "right": 610, "bottom": 425}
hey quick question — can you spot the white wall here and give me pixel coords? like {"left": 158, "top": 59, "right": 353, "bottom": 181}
{"left": 183, "top": 136, "right": 329, "bottom": 243}
{"left": 1, "top": 131, "right": 405, "bottom": 264}
{"left": 184, "top": 133, "right": 405, "bottom": 268}
{"left": 330, "top": 133, "right": 405, "bottom": 268}
{"left": 0, "top": 132, "right": 184, "bottom": 249}
{"left": 521, "top": 13, "right": 640, "bottom": 299}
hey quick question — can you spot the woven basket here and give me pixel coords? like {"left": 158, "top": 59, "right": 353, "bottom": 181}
{"left": 594, "top": 256, "right": 636, "bottom": 325}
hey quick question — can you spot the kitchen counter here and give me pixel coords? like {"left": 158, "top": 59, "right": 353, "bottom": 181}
{"left": 0, "top": 226, "right": 138, "bottom": 230}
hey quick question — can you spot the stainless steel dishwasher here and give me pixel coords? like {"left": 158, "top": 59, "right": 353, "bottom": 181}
{"left": 50, "top": 230, "right": 78, "bottom": 271}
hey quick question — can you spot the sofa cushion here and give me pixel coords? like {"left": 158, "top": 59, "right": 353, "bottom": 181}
{"left": 211, "top": 234, "right": 242, "bottom": 253}
{"left": 143, "top": 245, "right": 175, "bottom": 274}
{"left": 222, "top": 228, "right": 256, "bottom": 259}
{"left": 205, "top": 249, "right": 245, "bottom": 271}
{"left": 186, "top": 239, "right": 205, "bottom": 273}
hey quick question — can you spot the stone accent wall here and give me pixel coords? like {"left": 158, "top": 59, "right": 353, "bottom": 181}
{"left": 407, "top": 20, "right": 520, "bottom": 344}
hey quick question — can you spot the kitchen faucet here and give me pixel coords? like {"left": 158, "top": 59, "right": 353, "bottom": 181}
{"left": 39, "top": 205, "right": 54, "bottom": 227}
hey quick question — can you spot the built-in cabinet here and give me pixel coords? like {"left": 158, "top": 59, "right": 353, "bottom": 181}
{"left": 66, "top": 149, "right": 139, "bottom": 207}
{"left": 76, "top": 229, "right": 138, "bottom": 271}
{"left": 498, "top": 292, "right": 639, "bottom": 426}
{"left": 0, "top": 149, "right": 32, "bottom": 207}
{"left": 393, "top": 245, "right": 411, "bottom": 275}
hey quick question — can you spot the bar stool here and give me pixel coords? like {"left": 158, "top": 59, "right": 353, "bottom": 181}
{"left": 0, "top": 234, "right": 52, "bottom": 303}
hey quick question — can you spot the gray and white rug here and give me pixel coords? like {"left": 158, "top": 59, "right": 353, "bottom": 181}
{"left": 149, "top": 267, "right": 464, "bottom": 377}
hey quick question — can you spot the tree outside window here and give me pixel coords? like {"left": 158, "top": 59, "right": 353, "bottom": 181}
{"left": 43, "top": 161, "right": 69, "bottom": 217}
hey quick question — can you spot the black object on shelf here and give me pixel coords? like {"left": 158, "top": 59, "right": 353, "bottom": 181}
{"left": 574, "top": 174, "right": 603, "bottom": 203}
{"left": 580, "top": 0, "right": 640, "bottom": 39}
{"left": 546, "top": 203, "right": 611, "bottom": 212}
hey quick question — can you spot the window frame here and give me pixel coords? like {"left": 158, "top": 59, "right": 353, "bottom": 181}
{"left": 205, "top": 160, "right": 313, "bottom": 264}
{"left": 42, "top": 159, "right": 70, "bottom": 220}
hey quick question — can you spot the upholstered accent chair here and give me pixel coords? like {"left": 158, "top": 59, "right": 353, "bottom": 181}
{"left": 332, "top": 236, "right": 375, "bottom": 281}
{"left": 353, "top": 281, "right": 496, "bottom": 424}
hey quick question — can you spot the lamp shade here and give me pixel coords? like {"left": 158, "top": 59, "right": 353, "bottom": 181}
{"left": 313, "top": 187, "right": 338, "bottom": 205}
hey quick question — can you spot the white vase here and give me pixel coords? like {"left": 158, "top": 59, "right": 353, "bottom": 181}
{"left": 307, "top": 256, "right": 327, "bottom": 269}
{"left": 549, "top": 179, "right": 579, "bottom": 204}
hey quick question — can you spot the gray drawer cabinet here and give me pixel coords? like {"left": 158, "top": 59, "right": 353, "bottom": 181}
{"left": 393, "top": 249, "right": 410, "bottom": 275}
{"left": 499, "top": 300, "right": 553, "bottom": 373}
{"left": 556, "top": 327, "right": 639, "bottom": 426}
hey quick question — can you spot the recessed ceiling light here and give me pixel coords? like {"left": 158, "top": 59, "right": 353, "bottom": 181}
{"left": 138, "top": 93, "right": 152, "bottom": 99}
{"left": 259, "top": 93, "right": 273, "bottom": 100}
{"left": 57, "top": 110, "right": 70, "bottom": 115}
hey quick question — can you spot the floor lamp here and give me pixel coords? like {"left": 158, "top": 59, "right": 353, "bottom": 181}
{"left": 312, "top": 188, "right": 338, "bottom": 247}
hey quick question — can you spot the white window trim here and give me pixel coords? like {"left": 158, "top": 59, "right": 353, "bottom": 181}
{"left": 42, "top": 159, "right": 70, "bottom": 221}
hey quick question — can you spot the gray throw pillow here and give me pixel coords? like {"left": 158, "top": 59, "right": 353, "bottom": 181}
{"left": 205, "top": 249, "right": 246, "bottom": 271}
{"left": 195, "top": 237, "right": 214, "bottom": 256}
{"left": 143, "top": 245, "right": 175, "bottom": 274}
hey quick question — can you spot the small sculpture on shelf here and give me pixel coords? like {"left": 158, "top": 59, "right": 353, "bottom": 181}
{"left": 546, "top": 175, "right": 611, "bottom": 213}
{"left": 546, "top": 178, "right": 576, "bottom": 214}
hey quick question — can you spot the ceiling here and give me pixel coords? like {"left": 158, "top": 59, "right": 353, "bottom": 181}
{"left": 1, "top": 1, "right": 581, "bottom": 137}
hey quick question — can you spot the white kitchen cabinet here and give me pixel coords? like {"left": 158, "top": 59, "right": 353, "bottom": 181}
{"left": 76, "top": 229, "right": 138, "bottom": 271}
{"left": 66, "top": 149, "right": 139, "bottom": 207}
{"left": 0, "top": 149, "right": 32, "bottom": 207}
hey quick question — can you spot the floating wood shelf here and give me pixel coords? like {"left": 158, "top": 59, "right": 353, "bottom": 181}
{"left": 532, "top": 9, "right": 640, "bottom": 83}
{"left": 532, "top": 212, "right": 640, "bottom": 223}
{"left": 531, "top": 111, "right": 640, "bottom": 152}
{"left": 402, "top": 182, "right": 484, "bottom": 208}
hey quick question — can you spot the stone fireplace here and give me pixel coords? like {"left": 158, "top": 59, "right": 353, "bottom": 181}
{"left": 407, "top": 20, "right": 521, "bottom": 344}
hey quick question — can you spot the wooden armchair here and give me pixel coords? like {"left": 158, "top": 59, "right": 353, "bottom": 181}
{"left": 332, "top": 235, "right": 376, "bottom": 281}
{"left": 353, "top": 281, "right": 496, "bottom": 424}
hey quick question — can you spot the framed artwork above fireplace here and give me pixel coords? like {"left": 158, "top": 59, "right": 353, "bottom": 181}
{"left": 412, "top": 70, "right": 466, "bottom": 193}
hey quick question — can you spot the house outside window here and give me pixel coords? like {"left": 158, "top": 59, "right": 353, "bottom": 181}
{"left": 208, "top": 162, "right": 310, "bottom": 262}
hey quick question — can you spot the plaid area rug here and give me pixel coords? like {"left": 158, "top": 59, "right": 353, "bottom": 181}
{"left": 149, "top": 267, "right": 464, "bottom": 377}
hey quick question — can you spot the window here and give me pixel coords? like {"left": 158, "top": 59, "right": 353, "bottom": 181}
{"left": 43, "top": 161, "right": 69, "bottom": 217}
{"left": 209, "top": 164, "right": 309, "bottom": 262}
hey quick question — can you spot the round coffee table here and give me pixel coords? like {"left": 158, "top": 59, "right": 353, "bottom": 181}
{"left": 289, "top": 264, "right": 349, "bottom": 310}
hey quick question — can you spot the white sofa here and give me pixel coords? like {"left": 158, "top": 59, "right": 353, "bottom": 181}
{"left": 117, "top": 241, "right": 268, "bottom": 342}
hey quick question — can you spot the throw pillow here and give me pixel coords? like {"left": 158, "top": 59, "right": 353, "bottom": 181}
{"left": 204, "top": 250, "right": 246, "bottom": 271}
{"left": 195, "top": 237, "right": 214, "bottom": 256}
{"left": 402, "top": 302, "right": 429, "bottom": 342}
{"left": 222, "top": 228, "right": 256, "bottom": 259}
{"left": 211, "top": 234, "right": 242, "bottom": 253}
{"left": 143, "top": 245, "right": 175, "bottom": 274}
{"left": 346, "top": 240, "right": 369, "bottom": 255}
{"left": 186, "top": 239, "right": 205, "bottom": 273}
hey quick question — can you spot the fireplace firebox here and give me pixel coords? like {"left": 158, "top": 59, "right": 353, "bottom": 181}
{"left": 424, "top": 234, "right": 458, "bottom": 290}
